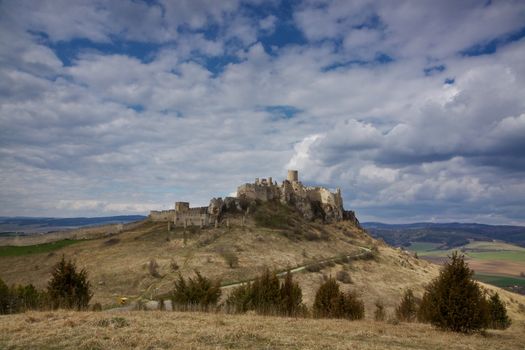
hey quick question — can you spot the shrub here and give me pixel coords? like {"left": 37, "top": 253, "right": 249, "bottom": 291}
{"left": 336, "top": 270, "right": 352, "bottom": 284}
{"left": 374, "top": 300, "right": 386, "bottom": 321}
{"left": 417, "top": 252, "right": 489, "bottom": 333}
{"left": 487, "top": 293, "right": 511, "bottom": 329}
{"left": 47, "top": 256, "right": 92, "bottom": 310}
{"left": 280, "top": 271, "right": 303, "bottom": 316}
{"left": 395, "top": 289, "right": 418, "bottom": 322}
{"left": 171, "top": 271, "right": 221, "bottom": 311}
{"left": 170, "top": 259, "right": 179, "bottom": 271}
{"left": 148, "top": 259, "right": 161, "bottom": 278}
{"left": 221, "top": 250, "right": 239, "bottom": 269}
{"left": 0, "top": 277, "right": 9, "bottom": 314}
{"left": 91, "top": 303, "right": 102, "bottom": 311}
{"left": 305, "top": 262, "right": 321, "bottom": 273}
{"left": 225, "top": 269, "right": 304, "bottom": 317}
{"left": 313, "top": 277, "right": 364, "bottom": 320}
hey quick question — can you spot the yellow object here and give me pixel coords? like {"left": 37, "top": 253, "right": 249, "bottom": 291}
{"left": 119, "top": 297, "right": 128, "bottom": 305}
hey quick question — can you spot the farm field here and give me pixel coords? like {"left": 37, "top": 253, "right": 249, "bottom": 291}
{"left": 0, "top": 239, "right": 83, "bottom": 257}
{"left": 408, "top": 240, "right": 525, "bottom": 292}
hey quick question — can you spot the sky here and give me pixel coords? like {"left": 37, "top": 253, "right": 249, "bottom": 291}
{"left": 1, "top": 0, "right": 525, "bottom": 224}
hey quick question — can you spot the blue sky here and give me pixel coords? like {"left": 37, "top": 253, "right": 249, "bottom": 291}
{"left": 1, "top": 0, "right": 525, "bottom": 224}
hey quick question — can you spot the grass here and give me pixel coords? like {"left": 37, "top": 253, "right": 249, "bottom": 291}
{"left": 0, "top": 239, "right": 83, "bottom": 257}
{"left": 468, "top": 251, "right": 525, "bottom": 262}
{"left": 0, "top": 310, "right": 524, "bottom": 350}
{"left": 408, "top": 242, "right": 442, "bottom": 252}
{"left": 474, "top": 273, "right": 525, "bottom": 288}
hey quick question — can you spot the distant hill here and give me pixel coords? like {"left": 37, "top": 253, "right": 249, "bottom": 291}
{"left": 362, "top": 222, "right": 525, "bottom": 248}
{"left": 0, "top": 215, "right": 147, "bottom": 235}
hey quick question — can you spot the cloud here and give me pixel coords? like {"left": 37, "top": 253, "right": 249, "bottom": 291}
{"left": 0, "top": 0, "right": 524, "bottom": 225}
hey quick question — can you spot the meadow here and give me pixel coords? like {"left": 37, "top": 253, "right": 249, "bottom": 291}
{"left": 0, "top": 239, "right": 83, "bottom": 257}
{"left": 0, "top": 310, "right": 524, "bottom": 350}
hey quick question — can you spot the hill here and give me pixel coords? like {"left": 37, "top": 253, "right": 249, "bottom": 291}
{"left": 362, "top": 222, "right": 525, "bottom": 248}
{"left": 1, "top": 203, "right": 524, "bottom": 322}
{"left": 0, "top": 215, "right": 146, "bottom": 236}
{"left": 363, "top": 222, "right": 525, "bottom": 294}
{"left": 1, "top": 310, "right": 524, "bottom": 350}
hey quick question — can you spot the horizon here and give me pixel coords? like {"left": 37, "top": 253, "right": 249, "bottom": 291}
{"left": 1, "top": 1, "right": 525, "bottom": 225}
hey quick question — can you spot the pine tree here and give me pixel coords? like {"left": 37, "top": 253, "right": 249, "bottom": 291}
{"left": 0, "top": 277, "right": 9, "bottom": 314}
{"left": 395, "top": 289, "right": 418, "bottom": 322}
{"left": 487, "top": 293, "right": 511, "bottom": 329}
{"left": 47, "top": 256, "right": 92, "bottom": 310}
{"left": 171, "top": 271, "right": 221, "bottom": 310}
{"left": 418, "top": 252, "right": 488, "bottom": 333}
{"left": 313, "top": 277, "right": 340, "bottom": 318}
{"left": 280, "top": 270, "right": 303, "bottom": 316}
{"left": 313, "top": 277, "right": 364, "bottom": 320}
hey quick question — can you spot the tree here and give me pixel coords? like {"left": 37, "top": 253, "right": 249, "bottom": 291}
{"left": 418, "top": 252, "right": 488, "bottom": 333}
{"left": 395, "top": 289, "right": 418, "bottom": 322}
{"left": 47, "top": 256, "right": 93, "bottom": 310}
{"left": 0, "top": 277, "right": 9, "bottom": 314}
{"left": 225, "top": 269, "right": 304, "bottom": 316}
{"left": 171, "top": 271, "right": 221, "bottom": 310}
{"left": 313, "top": 277, "right": 364, "bottom": 320}
{"left": 487, "top": 293, "right": 511, "bottom": 329}
{"left": 280, "top": 271, "right": 303, "bottom": 316}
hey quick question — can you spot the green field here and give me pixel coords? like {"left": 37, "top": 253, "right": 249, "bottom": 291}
{"left": 406, "top": 242, "right": 442, "bottom": 252}
{"left": 408, "top": 240, "right": 525, "bottom": 262}
{"left": 468, "top": 251, "right": 525, "bottom": 262}
{"left": 474, "top": 273, "right": 525, "bottom": 288}
{"left": 0, "top": 239, "right": 83, "bottom": 257}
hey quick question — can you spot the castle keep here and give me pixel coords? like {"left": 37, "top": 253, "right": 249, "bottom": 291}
{"left": 149, "top": 170, "right": 358, "bottom": 226}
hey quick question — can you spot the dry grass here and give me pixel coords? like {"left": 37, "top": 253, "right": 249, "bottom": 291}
{"left": 0, "top": 310, "right": 524, "bottom": 350}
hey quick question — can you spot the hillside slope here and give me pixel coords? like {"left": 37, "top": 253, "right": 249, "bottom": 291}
{"left": 1, "top": 205, "right": 524, "bottom": 322}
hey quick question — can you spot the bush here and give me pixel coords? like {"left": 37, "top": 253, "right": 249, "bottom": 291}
{"left": 395, "top": 289, "right": 418, "bottom": 322}
{"left": 225, "top": 269, "right": 304, "bottom": 317}
{"left": 171, "top": 271, "right": 221, "bottom": 311}
{"left": 305, "top": 262, "right": 321, "bottom": 273}
{"left": 374, "top": 300, "right": 386, "bottom": 321}
{"left": 417, "top": 252, "right": 488, "bottom": 333}
{"left": 148, "top": 259, "right": 160, "bottom": 278}
{"left": 221, "top": 250, "right": 239, "bottom": 269}
{"left": 47, "top": 256, "right": 92, "bottom": 310}
{"left": 0, "top": 278, "right": 10, "bottom": 314}
{"left": 487, "top": 293, "right": 511, "bottom": 329}
{"left": 170, "top": 259, "right": 179, "bottom": 271}
{"left": 336, "top": 270, "right": 352, "bottom": 284}
{"left": 313, "top": 277, "right": 364, "bottom": 320}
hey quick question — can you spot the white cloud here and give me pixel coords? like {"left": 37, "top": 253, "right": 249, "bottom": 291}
{"left": 0, "top": 0, "right": 524, "bottom": 225}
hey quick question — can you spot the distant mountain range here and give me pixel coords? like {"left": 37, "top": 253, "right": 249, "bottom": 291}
{"left": 0, "top": 215, "right": 147, "bottom": 235}
{"left": 362, "top": 222, "right": 525, "bottom": 248}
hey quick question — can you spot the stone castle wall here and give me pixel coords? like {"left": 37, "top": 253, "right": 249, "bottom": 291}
{"left": 150, "top": 170, "right": 354, "bottom": 225}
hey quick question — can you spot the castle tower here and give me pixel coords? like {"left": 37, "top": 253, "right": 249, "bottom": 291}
{"left": 175, "top": 202, "right": 190, "bottom": 212}
{"left": 287, "top": 170, "right": 298, "bottom": 182}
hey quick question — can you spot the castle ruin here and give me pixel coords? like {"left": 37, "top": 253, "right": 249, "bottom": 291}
{"left": 149, "top": 170, "right": 358, "bottom": 226}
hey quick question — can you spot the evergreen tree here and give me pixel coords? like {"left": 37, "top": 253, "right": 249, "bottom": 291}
{"left": 313, "top": 277, "right": 340, "bottom": 318}
{"left": 487, "top": 293, "right": 511, "bottom": 329}
{"left": 0, "top": 277, "right": 9, "bottom": 314}
{"left": 47, "top": 256, "right": 92, "bottom": 310}
{"left": 313, "top": 277, "right": 364, "bottom": 320}
{"left": 418, "top": 252, "right": 488, "bottom": 333}
{"left": 171, "top": 271, "right": 221, "bottom": 310}
{"left": 280, "top": 271, "right": 303, "bottom": 316}
{"left": 395, "top": 289, "right": 418, "bottom": 322}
